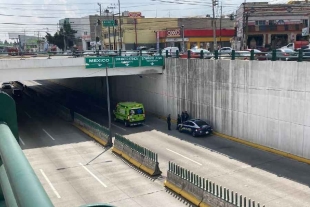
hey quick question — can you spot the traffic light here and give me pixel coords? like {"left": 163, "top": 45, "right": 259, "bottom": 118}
{"left": 96, "top": 36, "right": 99, "bottom": 42}
{"left": 114, "top": 19, "right": 118, "bottom": 26}
{"left": 230, "top": 14, "right": 234, "bottom": 20}
{"left": 97, "top": 19, "right": 101, "bottom": 25}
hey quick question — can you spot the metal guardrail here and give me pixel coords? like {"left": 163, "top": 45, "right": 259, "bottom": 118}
{"left": 0, "top": 123, "right": 53, "bottom": 207}
{"left": 163, "top": 49, "right": 310, "bottom": 62}
{"left": 3, "top": 48, "right": 310, "bottom": 62}
{"left": 115, "top": 134, "right": 158, "bottom": 162}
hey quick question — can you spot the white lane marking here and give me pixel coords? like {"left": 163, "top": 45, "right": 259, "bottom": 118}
{"left": 79, "top": 163, "right": 107, "bottom": 187}
{"left": 24, "top": 112, "right": 32, "bottom": 118}
{"left": 42, "top": 129, "right": 55, "bottom": 140}
{"left": 166, "top": 148, "right": 202, "bottom": 166}
{"left": 19, "top": 137, "right": 25, "bottom": 146}
{"left": 143, "top": 124, "right": 151, "bottom": 127}
{"left": 40, "top": 169, "right": 61, "bottom": 198}
{"left": 111, "top": 123, "right": 127, "bottom": 131}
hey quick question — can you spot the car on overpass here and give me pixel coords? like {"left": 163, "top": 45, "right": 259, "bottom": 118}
{"left": 177, "top": 119, "right": 213, "bottom": 137}
{"left": 113, "top": 102, "right": 145, "bottom": 127}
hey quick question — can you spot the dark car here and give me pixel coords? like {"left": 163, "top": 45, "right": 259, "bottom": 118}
{"left": 1, "top": 82, "right": 12, "bottom": 89}
{"left": 177, "top": 119, "right": 213, "bottom": 137}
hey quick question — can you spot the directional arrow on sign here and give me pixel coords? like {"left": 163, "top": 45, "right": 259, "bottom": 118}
{"left": 150, "top": 62, "right": 154, "bottom": 65}
{"left": 125, "top": 63, "right": 129, "bottom": 66}
{"left": 98, "top": 64, "right": 102, "bottom": 67}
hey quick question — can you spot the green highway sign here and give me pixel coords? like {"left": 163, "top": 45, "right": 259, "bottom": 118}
{"left": 103, "top": 20, "right": 114, "bottom": 27}
{"left": 85, "top": 57, "right": 113, "bottom": 69}
{"left": 141, "top": 56, "right": 164, "bottom": 66}
{"left": 114, "top": 56, "right": 140, "bottom": 67}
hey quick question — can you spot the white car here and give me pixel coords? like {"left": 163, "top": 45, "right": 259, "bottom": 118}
{"left": 219, "top": 47, "right": 233, "bottom": 54}
{"left": 162, "top": 47, "right": 179, "bottom": 57}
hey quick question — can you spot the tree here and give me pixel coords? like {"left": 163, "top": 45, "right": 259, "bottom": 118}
{"left": 45, "top": 20, "right": 77, "bottom": 51}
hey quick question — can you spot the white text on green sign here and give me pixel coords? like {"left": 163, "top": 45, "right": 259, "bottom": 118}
{"left": 141, "top": 56, "right": 164, "bottom": 66}
{"left": 115, "top": 56, "right": 139, "bottom": 67}
{"left": 85, "top": 57, "right": 113, "bottom": 69}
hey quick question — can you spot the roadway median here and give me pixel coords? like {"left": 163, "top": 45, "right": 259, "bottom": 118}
{"left": 165, "top": 162, "right": 265, "bottom": 207}
{"left": 73, "top": 112, "right": 111, "bottom": 147}
{"left": 112, "top": 133, "right": 161, "bottom": 176}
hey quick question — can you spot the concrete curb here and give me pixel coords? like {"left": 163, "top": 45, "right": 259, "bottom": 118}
{"left": 213, "top": 131, "right": 310, "bottom": 165}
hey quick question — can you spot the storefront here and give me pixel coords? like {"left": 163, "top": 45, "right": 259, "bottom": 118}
{"left": 158, "top": 29, "right": 235, "bottom": 51}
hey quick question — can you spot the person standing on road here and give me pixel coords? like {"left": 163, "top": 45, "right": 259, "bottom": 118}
{"left": 167, "top": 114, "right": 171, "bottom": 130}
{"left": 184, "top": 111, "right": 189, "bottom": 121}
{"left": 177, "top": 114, "right": 181, "bottom": 129}
{"left": 181, "top": 111, "right": 185, "bottom": 123}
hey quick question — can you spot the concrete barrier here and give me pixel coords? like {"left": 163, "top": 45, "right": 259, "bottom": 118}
{"left": 165, "top": 162, "right": 265, "bottom": 207}
{"left": 112, "top": 139, "right": 123, "bottom": 155}
{"left": 121, "top": 144, "right": 133, "bottom": 161}
{"left": 56, "top": 104, "right": 72, "bottom": 122}
{"left": 73, "top": 112, "right": 111, "bottom": 147}
{"left": 140, "top": 156, "right": 161, "bottom": 176}
{"left": 112, "top": 133, "right": 161, "bottom": 176}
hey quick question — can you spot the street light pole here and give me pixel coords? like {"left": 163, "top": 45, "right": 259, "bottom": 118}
{"left": 105, "top": 63, "right": 112, "bottom": 147}
{"left": 181, "top": 25, "right": 185, "bottom": 52}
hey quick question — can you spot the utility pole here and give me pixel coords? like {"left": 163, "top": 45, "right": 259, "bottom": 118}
{"left": 219, "top": 3, "right": 222, "bottom": 48}
{"left": 108, "top": 5, "right": 116, "bottom": 50}
{"left": 98, "top": 3, "right": 103, "bottom": 50}
{"left": 134, "top": 18, "right": 137, "bottom": 49}
{"left": 212, "top": 0, "right": 218, "bottom": 51}
{"left": 181, "top": 25, "right": 185, "bottom": 52}
{"left": 37, "top": 31, "right": 40, "bottom": 52}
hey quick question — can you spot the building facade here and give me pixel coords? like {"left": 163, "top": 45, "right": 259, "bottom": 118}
{"left": 102, "top": 14, "right": 235, "bottom": 51}
{"left": 235, "top": 2, "right": 310, "bottom": 50}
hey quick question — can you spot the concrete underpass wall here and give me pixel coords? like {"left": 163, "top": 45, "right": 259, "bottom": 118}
{"left": 51, "top": 59, "right": 310, "bottom": 159}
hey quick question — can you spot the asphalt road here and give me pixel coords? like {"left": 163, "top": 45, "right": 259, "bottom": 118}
{"left": 18, "top": 80, "right": 310, "bottom": 207}
{"left": 13, "top": 88, "right": 189, "bottom": 207}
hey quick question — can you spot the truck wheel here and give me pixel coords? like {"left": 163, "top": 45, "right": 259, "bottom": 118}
{"left": 124, "top": 121, "right": 129, "bottom": 127}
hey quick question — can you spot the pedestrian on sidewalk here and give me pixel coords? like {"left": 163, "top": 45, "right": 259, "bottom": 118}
{"left": 176, "top": 114, "right": 181, "bottom": 129}
{"left": 167, "top": 114, "right": 171, "bottom": 130}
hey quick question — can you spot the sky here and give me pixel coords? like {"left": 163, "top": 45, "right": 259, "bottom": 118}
{"left": 0, "top": 0, "right": 288, "bottom": 42}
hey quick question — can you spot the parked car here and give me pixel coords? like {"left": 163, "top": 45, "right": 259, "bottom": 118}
{"left": 266, "top": 48, "right": 298, "bottom": 61}
{"left": 219, "top": 47, "right": 233, "bottom": 54}
{"left": 1, "top": 82, "right": 12, "bottom": 89}
{"left": 162, "top": 47, "right": 179, "bottom": 57}
{"left": 179, "top": 48, "right": 212, "bottom": 59}
{"left": 177, "top": 119, "right": 213, "bottom": 137}
{"left": 246, "top": 49, "right": 267, "bottom": 60}
{"left": 221, "top": 51, "right": 250, "bottom": 60}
